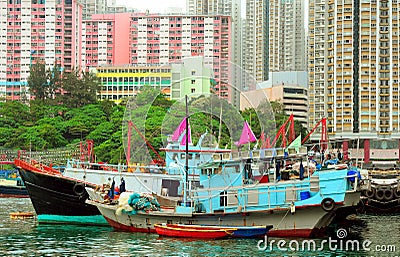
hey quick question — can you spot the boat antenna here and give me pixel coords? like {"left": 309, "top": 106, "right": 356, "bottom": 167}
{"left": 185, "top": 95, "right": 189, "bottom": 206}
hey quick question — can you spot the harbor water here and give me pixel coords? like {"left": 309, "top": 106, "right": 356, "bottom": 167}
{"left": 0, "top": 198, "right": 399, "bottom": 257}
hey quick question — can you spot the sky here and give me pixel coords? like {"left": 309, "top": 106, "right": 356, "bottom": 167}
{"left": 116, "top": 0, "right": 187, "bottom": 13}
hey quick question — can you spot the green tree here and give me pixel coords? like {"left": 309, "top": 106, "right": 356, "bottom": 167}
{"left": 0, "top": 101, "right": 31, "bottom": 128}
{"left": 60, "top": 68, "right": 99, "bottom": 108}
{"left": 27, "top": 61, "right": 48, "bottom": 101}
{"left": 46, "top": 62, "right": 63, "bottom": 103}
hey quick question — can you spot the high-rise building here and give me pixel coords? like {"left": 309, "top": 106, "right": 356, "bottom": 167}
{"left": 308, "top": 0, "right": 400, "bottom": 147}
{"left": 81, "top": 0, "right": 108, "bottom": 20}
{"left": 0, "top": 0, "right": 83, "bottom": 101}
{"left": 187, "top": 0, "right": 244, "bottom": 107}
{"left": 244, "top": 0, "right": 306, "bottom": 83}
{"left": 187, "top": 0, "right": 242, "bottom": 68}
{"left": 83, "top": 13, "right": 233, "bottom": 103}
{"left": 243, "top": 0, "right": 269, "bottom": 83}
{"left": 269, "top": 0, "right": 306, "bottom": 72}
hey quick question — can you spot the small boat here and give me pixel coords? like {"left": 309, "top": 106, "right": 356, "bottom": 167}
{"left": 165, "top": 224, "right": 273, "bottom": 238}
{"left": 10, "top": 212, "right": 35, "bottom": 219}
{"left": 154, "top": 223, "right": 236, "bottom": 239}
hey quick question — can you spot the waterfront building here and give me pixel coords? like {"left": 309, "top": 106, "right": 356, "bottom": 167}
{"left": 308, "top": 0, "right": 400, "bottom": 162}
{"left": 96, "top": 56, "right": 212, "bottom": 103}
{"left": 240, "top": 71, "right": 308, "bottom": 126}
{"left": 0, "top": 0, "right": 83, "bottom": 101}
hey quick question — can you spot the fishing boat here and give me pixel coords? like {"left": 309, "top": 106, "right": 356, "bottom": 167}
{"left": 86, "top": 114, "right": 362, "bottom": 238}
{"left": 154, "top": 223, "right": 235, "bottom": 239}
{"left": 0, "top": 169, "right": 28, "bottom": 198}
{"left": 159, "top": 224, "right": 273, "bottom": 238}
{"left": 13, "top": 122, "right": 229, "bottom": 225}
{"left": 14, "top": 159, "right": 108, "bottom": 225}
{"left": 87, "top": 154, "right": 361, "bottom": 238}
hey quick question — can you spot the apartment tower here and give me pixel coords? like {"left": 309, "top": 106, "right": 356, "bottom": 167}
{"left": 0, "top": 0, "right": 83, "bottom": 101}
{"left": 308, "top": 0, "right": 400, "bottom": 157}
{"left": 269, "top": 0, "right": 306, "bottom": 71}
{"left": 244, "top": 0, "right": 269, "bottom": 83}
{"left": 187, "top": 0, "right": 243, "bottom": 106}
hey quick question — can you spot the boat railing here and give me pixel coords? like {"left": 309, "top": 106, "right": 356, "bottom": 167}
{"left": 210, "top": 147, "right": 308, "bottom": 163}
{"left": 187, "top": 169, "right": 357, "bottom": 213}
{"left": 66, "top": 159, "right": 167, "bottom": 174}
{"left": 189, "top": 184, "right": 310, "bottom": 213}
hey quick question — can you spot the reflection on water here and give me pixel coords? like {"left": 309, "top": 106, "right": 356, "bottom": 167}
{"left": 0, "top": 198, "right": 399, "bottom": 256}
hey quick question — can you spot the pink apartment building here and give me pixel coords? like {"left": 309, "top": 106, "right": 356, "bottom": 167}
{"left": 82, "top": 13, "right": 232, "bottom": 101}
{"left": 0, "top": 0, "right": 83, "bottom": 101}
{"left": 1, "top": 7, "right": 232, "bottom": 102}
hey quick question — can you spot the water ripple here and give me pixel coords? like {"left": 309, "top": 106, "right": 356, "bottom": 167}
{"left": 0, "top": 199, "right": 399, "bottom": 256}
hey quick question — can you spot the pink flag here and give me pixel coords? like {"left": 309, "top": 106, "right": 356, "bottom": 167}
{"left": 235, "top": 121, "right": 257, "bottom": 146}
{"left": 172, "top": 117, "right": 192, "bottom": 145}
{"left": 180, "top": 123, "right": 192, "bottom": 146}
{"left": 172, "top": 118, "right": 187, "bottom": 141}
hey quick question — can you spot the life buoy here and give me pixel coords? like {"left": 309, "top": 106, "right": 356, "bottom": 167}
{"left": 383, "top": 188, "right": 394, "bottom": 201}
{"left": 73, "top": 183, "right": 85, "bottom": 196}
{"left": 365, "top": 188, "right": 375, "bottom": 198}
{"left": 321, "top": 198, "right": 335, "bottom": 212}
{"left": 375, "top": 187, "right": 385, "bottom": 201}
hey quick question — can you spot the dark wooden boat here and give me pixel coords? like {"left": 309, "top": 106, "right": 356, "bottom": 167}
{"left": 14, "top": 159, "right": 107, "bottom": 225}
{"left": 154, "top": 223, "right": 235, "bottom": 239}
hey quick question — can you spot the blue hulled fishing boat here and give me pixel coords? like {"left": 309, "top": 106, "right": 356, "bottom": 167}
{"left": 87, "top": 114, "right": 362, "bottom": 238}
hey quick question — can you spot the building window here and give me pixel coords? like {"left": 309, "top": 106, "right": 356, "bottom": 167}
{"left": 191, "top": 70, "right": 196, "bottom": 76}
{"left": 191, "top": 88, "right": 196, "bottom": 93}
{"left": 191, "top": 79, "right": 195, "bottom": 84}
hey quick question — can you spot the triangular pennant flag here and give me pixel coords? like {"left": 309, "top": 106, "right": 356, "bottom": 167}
{"left": 286, "top": 135, "right": 301, "bottom": 152}
{"left": 172, "top": 118, "right": 188, "bottom": 141}
{"left": 235, "top": 121, "right": 257, "bottom": 146}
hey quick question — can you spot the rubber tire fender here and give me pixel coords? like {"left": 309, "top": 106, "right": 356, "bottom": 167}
{"left": 393, "top": 188, "right": 400, "bottom": 199}
{"left": 321, "top": 198, "right": 336, "bottom": 212}
{"left": 73, "top": 183, "right": 85, "bottom": 196}
{"left": 383, "top": 188, "right": 394, "bottom": 201}
{"left": 365, "top": 188, "right": 375, "bottom": 198}
{"left": 375, "top": 187, "right": 385, "bottom": 201}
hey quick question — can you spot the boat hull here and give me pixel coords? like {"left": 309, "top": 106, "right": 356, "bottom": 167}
{"left": 16, "top": 161, "right": 108, "bottom": 225}
{"left": 0, "top": 184, "right": 29, "bottom": 198}
{"left": 163, "top": 224, "right": 272, "bottom": 238}
{"left": 154, "top": 224, "right": 234, "bottom": 239}
{"left": 90, "top": 199, "right": 352, "bottom": 238}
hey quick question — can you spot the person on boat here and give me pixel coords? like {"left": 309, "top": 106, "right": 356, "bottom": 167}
{"left": 120, "top": 177, "right": 126, "bottom": 193}
{"left": 275, "top": 159, "right": 281, "bottom": 181}
{"left": 108, "top": 178, "right": 115, "bottom": 199}
{"left": 337, "top": 149, "right": 343, "bottom": 161}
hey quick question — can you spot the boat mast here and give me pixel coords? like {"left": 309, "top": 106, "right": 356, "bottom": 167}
{"left": 218, "top": 101, "right": 222, "bottom": 146}
{"left": 184, "top": 95, "right": 189, "bottom": 206}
